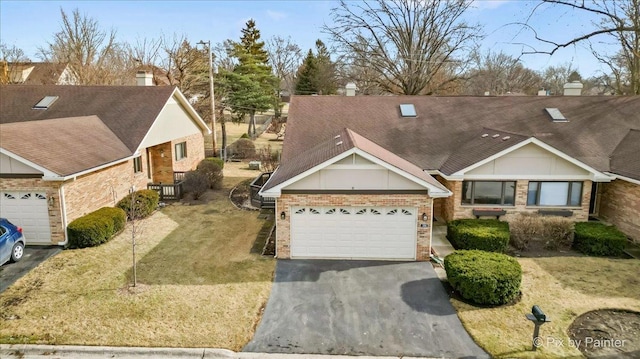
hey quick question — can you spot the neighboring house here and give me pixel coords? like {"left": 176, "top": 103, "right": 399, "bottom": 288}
{"left": 2, "top": 62, "right": 77, "bottom": 85}
{"left": 260, "top": 93, "right": 640, "bottom": 261}
{"left": 0, "top": 75, "right": 210, "bottom": 246}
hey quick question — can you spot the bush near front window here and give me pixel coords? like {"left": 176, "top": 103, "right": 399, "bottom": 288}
{"left": 573, "top": 222, "right": 627, "bottom": 256}
{"left": 67, "top": 207, "right": 126, "bottom": 248}
{"left": 116, "top": 189, "right": 159, "bottom": 220}
{"left": 445, "top": 250, "right": 522, "bottom": 306}
{"left": 447, "top": 219, "right": 510, "bottom": 252}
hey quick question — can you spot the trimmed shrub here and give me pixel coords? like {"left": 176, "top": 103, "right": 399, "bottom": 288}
{"left": 197, "top": 159, "right": 224, "bottom": 189}
{"left": 240, "top": 133, "right": 250, "bottom": 139}
{"left": 445, "top": 250, "right": 522, "bottom": 306}
{"left": 447, "top": 219, "right": 510, "bottom": 252}
{"left": 229, "top": 138, "right": 256, "bottom": 159}
{"left": 116, "top": 189, "right": 159, "bottom": 220}
{"left": 67, "top": 207, "right": 126, "bottom": 248}
{"left": 204, "top": 156, "right": 224, "bottom": 169}
{"left": 183, "top": 170, "right": 209, "bottom": 199}
{"left": 573, "top": 222, "right": 627, "bottom": 256}
{"left": 510, "top": 213, "right": 574, "bottom": 250}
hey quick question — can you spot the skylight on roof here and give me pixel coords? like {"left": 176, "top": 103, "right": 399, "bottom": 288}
{"left": 545, "top": 108, "right": 567, "bottom": 122}
{"left": 33, "top": 96, "right": 59, "bottom": 110}
{"left": 399, "top": 104, "right": 417, "bottom": 117}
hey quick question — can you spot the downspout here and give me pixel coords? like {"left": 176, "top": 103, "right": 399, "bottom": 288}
{"left": 57, "top": 183, "right": 69, "bottom": 246}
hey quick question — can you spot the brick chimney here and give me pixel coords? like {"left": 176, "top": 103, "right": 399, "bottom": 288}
{"left": 563, "top": 81, "right": 583, "bottom": 96}
{"left": 136, "top": 71, "right": 153, "bottom": 86}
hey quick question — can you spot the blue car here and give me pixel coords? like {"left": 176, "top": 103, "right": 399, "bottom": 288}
{"left": 1, "top": 218, "right": 26, "bottom": 266}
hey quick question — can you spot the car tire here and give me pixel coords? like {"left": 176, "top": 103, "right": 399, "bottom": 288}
{"left": 10, "top": 242, "right": 24, "bottom": 262}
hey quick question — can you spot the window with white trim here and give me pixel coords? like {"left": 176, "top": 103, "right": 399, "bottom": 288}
{"left": 461, "top": 181, "right": 515, "bottom": 206}
{"left": 133, "top": 156, "right": 143, "bottom": 173}
{"left": 527, "top": 181, "right": 583, "bottom": 206}
{"left": 175, "top": 142, "right": 187, "bottom": 161}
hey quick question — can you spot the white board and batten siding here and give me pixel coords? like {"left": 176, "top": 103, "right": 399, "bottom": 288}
{"left": 290, "top": 206, "right": 418, "bottom": 260}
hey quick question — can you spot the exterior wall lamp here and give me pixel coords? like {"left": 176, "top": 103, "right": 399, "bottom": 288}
{"left": 159, "top": 149, "right": 165, "bottom": 158}
{"left": 48, "top": 196, "right": 55, "bottom": 207}
{"left": 280, "top": 211, "right": 286, "bottom": 220}
{"left": 421, "top": 213, "right": 428, "bottom": 221}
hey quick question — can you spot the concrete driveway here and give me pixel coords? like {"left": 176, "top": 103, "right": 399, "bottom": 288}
{"left": 244, "top": 260, "right": 488, "bottom": 358}
{"left": 0, "top": 246, "right": 61, "bottom": 293}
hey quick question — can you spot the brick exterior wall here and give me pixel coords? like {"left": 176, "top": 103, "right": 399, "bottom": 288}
{"left": 435, "top": 177, "right": 591, "bottom": 222}
{"left": 148, "top": 133, "right": 204, "bottom": 184}
{"left": 63, "top": 160, "right": 149, "bottom": 223}
{"left": 276, "top": 193, "right": 433, "bottom": 261}
{"left": 0, "top": 178, "right": 64, "bottom": 244}
{"left": 172, "top": 133, "right": 205, "bottom": 172}
{"left": 599, "top": 179, "right": 640, "bottom": 243}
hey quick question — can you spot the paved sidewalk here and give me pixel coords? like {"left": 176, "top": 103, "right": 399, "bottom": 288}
{"left": 0, "top": 344, "right": 438, "bottom": 359}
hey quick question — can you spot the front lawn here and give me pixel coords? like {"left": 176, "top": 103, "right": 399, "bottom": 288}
{"left": 0, "top": 177, "right": 275, "bottom": 350}
{"left": 452, "top": 257, "right": 640, "bottom": 358}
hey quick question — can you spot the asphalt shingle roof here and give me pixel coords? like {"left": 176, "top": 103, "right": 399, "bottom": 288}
{"left": 283, "top": 95, "right": 640, "bottom": 180}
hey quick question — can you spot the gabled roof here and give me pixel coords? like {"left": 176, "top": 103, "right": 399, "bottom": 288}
{"left": 0, "top": 116, "right": 131, "bottom": 177}
{"left": 610, "top": 129, "right": 640, "bottom": 180}
{"left": 0, "top": 85, "right": 208, "bottom": 152}
{"left": 6, "top": 62, "right": 71, "bottom": 85}
{"left": 284, "top": 96, "right": 640, "bottom": 181}
{"left": 440, "top": 128, "right": 529, "bottom": 175}
{"left": 261, "top": 128, "right": 450, "bottom": 197}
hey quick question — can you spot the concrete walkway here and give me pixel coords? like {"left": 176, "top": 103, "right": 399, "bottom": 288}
{"left": 430, "top": 222, "right": 455, "bottom": 259}
{"left": 0, "top": 344, "right": 440, "bottom": 359}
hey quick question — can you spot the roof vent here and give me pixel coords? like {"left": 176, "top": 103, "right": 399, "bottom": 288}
{"left": 336, "top": 141, "right": 343, "bottom": 146}
{"left": 399, "top": 104, "right": 417, "bottom": 117}
{"left": 492, "top": 134, "right": 500, "bottom": 138}
{"left": 33, "top": 96, "right": 59, "bottom": 110}
{"left": 502, "top": 136, "right": 511, "bottom": 141}
{"left": 481, "top": 133, "right": 489, "bottom": 138}
{"left": 545, "top": 108, "right": 568, "bottom": 122}
{"left": 334, "top": 134, "right": 341, "bottom": 139}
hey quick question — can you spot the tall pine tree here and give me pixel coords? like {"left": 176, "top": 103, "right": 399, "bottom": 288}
{"left": 295, "top": 50, "right": 318, "bottom": 95}
{"left": 226, "top": 20, "right": 278, "bottom": 137}
{"left": 294, "top": 39, "right": 337, "bottom": 95}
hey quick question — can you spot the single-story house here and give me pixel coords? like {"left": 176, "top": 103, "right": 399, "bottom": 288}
{"left": 260, "top": 93, "right": 640, "bottom": 261}
{"left": 0, "top": 74, "right": 210, "bottom": 245}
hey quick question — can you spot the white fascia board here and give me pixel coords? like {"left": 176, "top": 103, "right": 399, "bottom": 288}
{"left": 460, "top": 174, "right": 611, "bottom": 181}
{"left": 451, "top": 137, "right": 611, "bottom": 180}
{"left": 353, "top": 149, "right": 451, "bottom": 197}
{"left": 259, "top": 150, "right": 356, "bottom": 197}
{"left": 0, "top": 148, "right": 59, "bottom": 178}
{"left": 55, "top": 155, "right": 135, "bottom": 181}
{"left": 604, "top": 172, "right": 640, "bottom": 185}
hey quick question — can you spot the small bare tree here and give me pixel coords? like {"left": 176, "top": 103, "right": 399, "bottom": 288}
{"left": 125, "top": 188, "right": 145, "bottom": 288}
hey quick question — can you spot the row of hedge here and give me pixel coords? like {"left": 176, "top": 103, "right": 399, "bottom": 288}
{"left": 67, "top": 189, "right": 159, "bottom": 248}
{"left": 447, "top": 218, "right": 627, "bottom": 256}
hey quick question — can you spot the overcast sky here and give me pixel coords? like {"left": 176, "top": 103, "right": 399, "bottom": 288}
{"left": 0, "top": 0, "right": 617, "bottom": 77}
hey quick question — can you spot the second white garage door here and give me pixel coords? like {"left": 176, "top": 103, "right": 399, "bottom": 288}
{"left": 290, "top": 206, "right": 417, "bottom": 260}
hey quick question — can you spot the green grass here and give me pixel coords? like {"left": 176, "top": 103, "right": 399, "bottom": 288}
{"left": 0, "top": 176, "right": 275, "bottom": 350}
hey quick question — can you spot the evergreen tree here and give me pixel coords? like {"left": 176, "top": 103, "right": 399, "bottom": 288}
{"left": 226, "top": 19, "right": 278, "bottom": 137}
{"left": 295, "top": 50, "right": 318, "bottom": 95}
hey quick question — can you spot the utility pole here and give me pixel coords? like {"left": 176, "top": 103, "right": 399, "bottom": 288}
{"left": 197, "top": 40, "right": 217, "bottom": 157}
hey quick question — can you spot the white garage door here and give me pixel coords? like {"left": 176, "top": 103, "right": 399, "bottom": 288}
{"left": 0, "top": 191, "right": 52, "bottom": 244}
{"left": 290, "top": 206, "right": 417, "bottom": 260}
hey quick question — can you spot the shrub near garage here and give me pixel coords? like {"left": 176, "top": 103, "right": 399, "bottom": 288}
{"left": 445, "top": 250, "right": 522, "bottom": 306}
{"left": 573, "top": 222, "right": 627, "bottom": 256}
{"left": 67, "top": 207, "right": 126, "bottom": 248}
{"left": 116, "top": 189, "right": 159, "bottom": 219}
{"left": 447, "top": 219, "right": 510, "bottom": 252}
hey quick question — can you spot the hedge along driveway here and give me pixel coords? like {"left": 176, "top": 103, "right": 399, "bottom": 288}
{"left": 452, "top": 257, "right": 640, "bottom": 358}
{"left": 0, "top": 177, "right": 276, "bottom": 350}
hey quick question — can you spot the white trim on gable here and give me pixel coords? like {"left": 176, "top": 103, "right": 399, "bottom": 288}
{"left": 604, "top": 172, "right": 640, "bottom": 185}
{"left": 0, "top": 148, "right": 59, "bottom": 178}
{"left": 449, "top": 137, "right": 613, "bottom": 182}
{"left": 260, "top": 148, "right": 451, "bottom": 198}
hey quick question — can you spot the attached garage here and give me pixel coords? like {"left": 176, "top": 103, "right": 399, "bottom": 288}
{"left": 260, "top": 129, "right": 452, "bottom": 261}
{"left": 290, "top": 206, "right": 417, "bottom": 260}
{"left": 0, "top": 191, "right": 52, "bottom": 244}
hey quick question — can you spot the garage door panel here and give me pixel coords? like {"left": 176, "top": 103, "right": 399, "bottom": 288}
{"left": 290, "top": 206, "right": 417, "bottom": 260}
{"left": 0, "top": 191, "right": 51, "bottom": 244}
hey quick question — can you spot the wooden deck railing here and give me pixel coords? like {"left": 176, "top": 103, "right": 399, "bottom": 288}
{"left": 250, "top": 172, "right": 275, "bottom": 209}
{"left": 147, "top": 172, "right": 187, "bottom": 201}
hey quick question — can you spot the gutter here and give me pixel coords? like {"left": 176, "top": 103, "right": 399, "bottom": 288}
{"left": 604, "top": 172, "right": 640, "bottom": 185}
{"left": 43, "top": 154, "right": 136, "bottom": 182}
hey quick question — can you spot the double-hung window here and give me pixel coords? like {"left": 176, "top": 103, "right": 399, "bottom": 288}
{"left": 527, "top": 181, "right": 582, "bottom": 206}
{"left": 133, "top": 156, "right": 143, "bottom": 173}
{"left": 175, "top": 142, "right": 187, "bottom": 161}
{"left": 461, "top": 181, "right": 516, "bottom": 206}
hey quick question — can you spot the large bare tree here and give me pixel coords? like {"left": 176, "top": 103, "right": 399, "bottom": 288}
{"left": 0, "top": 43, "right": 30, "bottom": 84}
{"left": 523, "top": 0, "right": 639, "bottom": 94}
{"left": 464, "top": 50, "right": 542, "bottom": 95}
{"left": 266, "top": 35, "right": 302, "bottom": 95}
{"left": 324, "top": 0, "right": 481, "bottom": 95}
{"left": 38, "top": 8, "right": 126, "bottom": 85}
